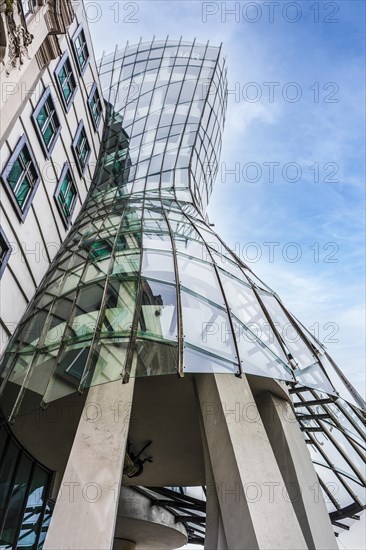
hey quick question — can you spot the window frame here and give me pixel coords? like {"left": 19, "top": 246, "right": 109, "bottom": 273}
{"left": 54, "top": 51, "right": 78, "bottom": 112}
{"left": 54, "top": 162, "right": 79, "bottom": 228}
{"left": 1, "top": 135, "right": 41, "bottom": 222}
{"left": 87, "top": 83, "right": 103, "bottom": 130}
{"left": 0, "top": 226, "right": 12, "bottom": 279}
{"left": 21, "top": 0, "right": 38, "bottom": 18}
{"left": 72, "top": 121, "right": 91, "bottom": 176}
{"left": 32, "top": 87, "right": 62, "bottom": 158}
{"left": 71, "top": 25, "right": 90, "bottom": 76}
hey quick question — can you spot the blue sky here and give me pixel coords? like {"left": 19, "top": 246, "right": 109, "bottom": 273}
{"left": 86, "top": 2, "right": 365, "bottom": 547}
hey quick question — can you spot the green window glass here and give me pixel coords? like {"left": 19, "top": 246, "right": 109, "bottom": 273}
{"left": 35, "top": 94, "right": 60, "bottom": 150}
{"left": 73, "top": 29, "right": 89, "bottom": 71}
{"left": 5, "top": 142, "right": 38, "bottom": 210}
{"left": 56, "top": 168, "right": 77, "bottom": 225}
{"left": 0, "top": 232, "right": 10, "bottom": 273}
{"left": 75, "top": 126, "right": 90, "bottom": 170}
{"left": 89, "top": 86, "right": 102, "bottom": 127}
{"left": 7, "top": 158, "right": 22, "bottom": 189}
{"left": 57, "top": 58, "right": 76, "bottom": 106}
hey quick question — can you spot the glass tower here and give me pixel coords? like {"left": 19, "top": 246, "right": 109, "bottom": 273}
{"left": 0, "top": 39, "right": 365, "bottom": 541}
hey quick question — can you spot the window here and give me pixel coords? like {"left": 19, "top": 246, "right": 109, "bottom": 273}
{"left": 1, "top": 136, "right": 41, "bottom": 221}
{"left": 72, "top": 26, "right": 90, "bottom": 74}
{"left": 55, "top": 52, "right": 78, "bottom": 110}
{"left": 0, "top": 227, "right": 11, "bottom": 278}
{"left": 54, "top": 163, "right": 78, "bottom": 227}
{"left": 88, "top": 83, "right": 103, "bottom": 129}
{"left": 32, "top": 87, "right": 61, "bottom": 156}
{"left": 72, "top": 122, "right": 91, "bottom": 175}
{"left": 21, "top": 0, "right": 37, "bottom": 17}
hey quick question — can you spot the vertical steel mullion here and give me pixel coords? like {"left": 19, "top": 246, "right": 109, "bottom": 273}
{"left": 77, "top": 195, "right": 132, "bottom": 391}
{"left": 318, "top": 476, "right": 341, "bottom": 511}
{"left": 175, "top": 40, "right": 210, "bottom": 215}
{"left": 251, "top": 284, "right": 297, "bottom": 376}
{"left": 40, "top": 205, "right": 118, "bottom": 404}
{"left": 33, "top": 472, "right": 52, "bottom": 550}
{"left": 122, "top": 40, "right": 158, "bottom": 382}
{"left": 0, "top": 444, "right": 21, "bottom": 535}
{"left": 12, "top": 462, "right": 36, "bottom": 548}
{"left": 161, "top": 207, "right": 184, "bottom": 377}
{"left": 185, "top": 41, "right": 220, "bottom": 216}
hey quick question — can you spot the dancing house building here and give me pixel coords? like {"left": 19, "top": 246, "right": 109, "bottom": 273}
{"left": 0, "top": 6, "right": 365, "bottom": 550}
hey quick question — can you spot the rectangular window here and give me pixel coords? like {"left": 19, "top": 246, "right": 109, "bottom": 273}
{"left": 72, "top": 121, "right": 91, "bottom": 175}
{"left": 32, "top": 87, "right": 61, "bottom": 156}
{"left": 72, "top": 26, "right": 90, "bottom": 75}
{"left": 88, "top": 83, "right": 103, "bottom": 129}
{"left": 54, "top": 163, "right": 78, "bottom": 227}
{"left": 1, "top": 136, "right": 41, "bottom": 221}
{"left": 0, "top": 227, "right": 12, "bottom": 278}
{"left": 55, "top": 53, "right": 78, "bottom": 110}
{"left": 21, "top": 0, "right": 37, "bottom": 17}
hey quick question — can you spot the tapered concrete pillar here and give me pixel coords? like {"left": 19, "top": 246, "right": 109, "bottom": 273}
{"left": 256, "top": 391, "right": 338, "bottom": 550}
{"left": 198, "top": 407, "right": 228, "bottom": 550}
{"left": 196, "top": 374, "right": 307, "bottom": 550}
{"left": 44, "top": 379, "right": 135, "bottom": 550}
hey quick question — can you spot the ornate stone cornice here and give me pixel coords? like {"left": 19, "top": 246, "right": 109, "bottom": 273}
{"left": 45, "top": 0, "right": 74, "bottom": 34}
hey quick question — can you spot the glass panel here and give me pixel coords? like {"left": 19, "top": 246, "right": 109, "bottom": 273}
{"left": 16, "top": 466, "right": 48, "bottom": 549}
{"left": 36, "top": 106, "right": 47, "bottom": 130}
{"left": 89, "top": 340, "right": 128, "bottom": 386}
{"left": 6, "top": 161, "right": 20, "bottom": 192}
{"left": 141, "top": 250, "right": 175, "bottom": 283}
{"left": 184, "top": 344, "right": 238, "bottom": 374}
{"left": 0, "top": 454, "right": 33, "bottom": 548}
{"left": 138, "top": 279, "right": 177, "bottom": 341}
{"left": 295, "top": 362, "right": 336, "bottom": 395}
{"left": 70, "top": 283, "right": 105, "bottom": 338}
{"left": 16, "top": 178, "right": 31, "bottom": 207}
{"left": 220, "top": 270, "right": 289, "bottom": 364}
{"left": 319, "top": 355, "right": 361, "bottom": 408}
{"left": 177, "top": 254, "right": 223, "bottom": 305}
{"left": 143, "top": 232, "right": 172, "bottom": 250}
{"left": 0, "top": 440, "right": 19, "bottom": 518}
{"left": 42, "top": 343, "right": 91, "bottom": 404}
{"left": 37, "top": 501, "right": 53, "bottom": 549}
{"left": 181, "top": 289, "right": 237, "bottom": 362}
{"left": 112, "top": 253, "right": 140, "bottom": 276}
{"left": 130, "top": 339, "right": 178, "bottom": 377}
{"left": 233, "top": 318, "right": 294, "bottom": 381}
{"left": 260, "top": 292, "right": 319, "bottom": 369}
{"left": 102, "top": 280, "right": 136, "bottom": 335}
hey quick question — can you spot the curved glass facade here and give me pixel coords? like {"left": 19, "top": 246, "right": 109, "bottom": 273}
{"left": 0, "top": 38, "right": 364, "bottom": 533}
{"left": 0, "top": 420, "right": 53, "bottom": 549}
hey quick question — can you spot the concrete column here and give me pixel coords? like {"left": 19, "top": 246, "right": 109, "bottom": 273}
{"left": 196, "top": 374, "right": 307, "bottom": 550}
{"left": 198, "top": 408, "right": 228, "bottom": 550}
{"left": 256, "top": 391, "right": 338, "bottom": 550}
{"left": 44, "top": 379, "right": 135, "bottom": 550}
